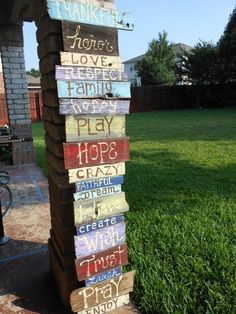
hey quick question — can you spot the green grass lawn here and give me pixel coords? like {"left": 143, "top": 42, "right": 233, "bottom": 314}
{"left": 32, "top": 108, "right": 236, "bottom": 313}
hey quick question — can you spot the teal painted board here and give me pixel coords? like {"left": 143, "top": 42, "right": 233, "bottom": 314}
{"left": 46, "top": 0, "right": 134, "bottom": 31}
{"left": 57, "top": 80, "right": 131, "bottom": 98}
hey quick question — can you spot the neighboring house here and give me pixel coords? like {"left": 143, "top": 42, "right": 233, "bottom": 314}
{"left": 123, "top": 43, "right": 193, "bottom": 86}
{"left": 26, "top": 74, "right": 41, "bottom": 91}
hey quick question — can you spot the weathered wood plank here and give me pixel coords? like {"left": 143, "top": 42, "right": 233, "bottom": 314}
{"left": 85, "top": 266, "right": 122, "bottom": 287}
{"left": 70, "top": 271, "right": 135, "bottom": 312}
{"left": 74, "top": 222, "right": 126, "bottom": 259}
{"left": 60, "top": 52, "right": 122, "bottom": 69}
{"left": 46, "top": 0, "right": 134, "bottom": 31}
{"left": 60, "top": 99, "right": 130, "bottom": 115}
{"left": 74, "top": 184, "right": 122, "bottom": 201}
{"left": 56, "top": 66, "right": 128, "bottom": 81}
{"left": 57, "top": 80, "right": 131, "bottom": 98}
{"left": 75, "top": 176, "right": 124, "bottom": 192}
{"left": 74, "top": 192, "right": 128, "bottom": 225}
{"left": 76, "top": 294, "right": 130, "bottom": 314}
{"left": 69, "top": 162, "right": 125, "bottom": 183}
{"left": 75, "top": 245, "right": 126, "bottom": 281}
{"left": 63, "top": 138, "right": 129, "bottom": 169}
{"left": 76, "top": 214, "right": 125, "bottom": 236}
{"left": 65, "top": 115, "right": 126, "bottom": 142}
{"left": 62, "top": 22, "right": 119, "bottom": 56}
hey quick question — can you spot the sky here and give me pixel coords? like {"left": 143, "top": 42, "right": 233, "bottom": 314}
{"left": 23, "top": 0, "right": 236, "bottom": 70}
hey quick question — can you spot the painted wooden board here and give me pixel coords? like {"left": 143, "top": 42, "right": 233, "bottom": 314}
{"left": 75, "top": 245, "right": 127, "bottom": 280}
{"left": 69, "top": 162, "right": 125, "bottom": 183}
{"left": 57, "top": 80, "right": 131, "bottom": 99}
{"left": 59, "top": 99, "right": 130, "bottom": 115}
{"left": 63, "top": 138, "right": 129, "bottom": 169}
{"left": 62, "top": 22, "right": 119, "bottom": 56}
{"left": 74, "top": 184, "right": 122, "bottom": 201}
{"left": 56, "top": 66, "right": 128, "bottom": 81}
{"left": 76, "top": 294, "right": 130, "bottom": 314}
{"left": 85, "top": 267, "right": 122, "bottom": 287}
{"left": 70, "top": 271, "right": 135, "bottom": 312}
{"left": 65, "top": 115, "right": 126, "bottom": 142}
{"left": 60, "top": 52, "right": 122, "bottom": 69}
{"left": 74, "top": 192, "right": 129, "bottom": 225}
{"left": 47, "top": 0, "right": 134, "bottom": 31}
{"left": 75, "top": 176, "right": 124, "bottom": 193}
{"left": 74, "top": 222, "right": 126, "bottom": 259}
{"left": 76, "top": 214, "right": 125, "bottom": 236}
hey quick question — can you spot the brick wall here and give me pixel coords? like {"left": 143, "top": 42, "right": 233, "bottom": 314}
{"left": 0, "top": 24, "right": 36, "bottom": 164}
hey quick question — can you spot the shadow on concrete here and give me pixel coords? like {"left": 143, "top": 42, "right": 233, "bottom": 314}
{"left": 0, "top": 239, "right": 71, "bottom": 314}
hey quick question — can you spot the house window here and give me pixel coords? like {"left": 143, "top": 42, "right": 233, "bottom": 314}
{"left": 130, "top": 66, "right": 134, "bottom": 71}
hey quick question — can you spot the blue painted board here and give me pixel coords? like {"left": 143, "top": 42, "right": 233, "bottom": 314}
{"left": 76, "top": 214, "right": 125, "bottom": 235}
{"left": 85, "top": 267, "right": 122, "bottom": 287}
{"left": 57, "top": 80, "right": 131, "bottom": 98}
{"left": 75, "top": 176, "right": 124, "bottom": 192}
{"left": 46, "top": 0, "right": 134, "bottom": 31}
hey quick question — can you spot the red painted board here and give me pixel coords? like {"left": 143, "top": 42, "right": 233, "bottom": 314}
{"left": 63, "top": 137, "right": 129, "bottom": 170}
{"left": 75, "top": 244, "right": 128, "bottom": 281}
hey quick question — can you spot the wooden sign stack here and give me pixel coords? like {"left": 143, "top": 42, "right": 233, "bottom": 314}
{"left": 46, "top": 0, "right": 135, "bottom": 312}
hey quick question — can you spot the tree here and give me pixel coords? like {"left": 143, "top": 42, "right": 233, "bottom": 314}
{"left": 136, "top": 31, "right": 176, "bottom": 85}
{"left": 26, "top": 68, "right": 41, "bottom": 78}
{"left": 218, "top": 8, "right": 236, "bottom": 82}
{"left": 180, "top": 41, "right": 218, "bottom": 85}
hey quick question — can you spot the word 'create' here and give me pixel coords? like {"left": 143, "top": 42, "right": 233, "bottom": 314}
{"left": 63, "top": 138, "right": 130, "bottom": 169}
{"left": 70, "top": 271, "right": 135, "bottom": 312}
{"left": 47, "top": 0, "right": 134, "bottom": 31}
{"left": 75, "top": 244, "right": 127, "bottom": 280}
{"left": 65, "top": 115, "right": 125, "bottom": 141}
{"left": 62, "top": 22, "right": 119, "bottom": 56}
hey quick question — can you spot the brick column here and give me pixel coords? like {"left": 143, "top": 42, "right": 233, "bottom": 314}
{"left": 0, "top": 24, "right": 36, "bottom": 164}
{"left": 35, "top": 0, "right": 78, "bottom": 305}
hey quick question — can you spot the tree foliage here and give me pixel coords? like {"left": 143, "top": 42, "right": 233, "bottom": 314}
{"left": 136, "top": 31, "right": 176, "bottom": 85}
{"left": 26, "top": 68, "right": 41, "bottom": 78}
{"left": 181, "top": 41, "right": 218, "bottom": 85}
{"left": 218, "top": 8, "right": 236, "bottom": 82}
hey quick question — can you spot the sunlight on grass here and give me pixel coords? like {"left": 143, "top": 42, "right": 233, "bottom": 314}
{"left": 32, "top": 108, "right": 236, "bottom": 313}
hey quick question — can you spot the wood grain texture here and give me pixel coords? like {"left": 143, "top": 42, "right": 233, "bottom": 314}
{"left": 60, "top": 52, "right": 122, "bottom": 69}
{"left": 85, "top": 267, "right": 122, "bottom": 287}
{"left": 76, "top": 214, "right": 125, "bottom": 236}
{"left": 74, "top": 184, "right": 122, "bottom": 201}
{"left": 74, "top": 192, "right": 129, "bottom": 225}
{"left": 65, "top": 115, "right": 126, "bottom": 142}
{"left": 70, "top": 271, "right": 135, "bottom": 312}
{"left": 57, "top": 80, "right": 131, "bottom": 98}
{"left": 63, "top": 138, "right": 129, "bottom": 169}
{"left": 75, "top": 245, "right": 126, "bottom": 280}
{"left": 75, "top": 176, "right": 124, "bottom": 192}
{"left": 60, "top": 99, "right": 130, "bottom": 115}
{"left": 76, "top": 294, "right": 130, "bottom": 314}
{"left": 62, "top": 22, "right": 119, "bottom": 56}
{"left": 56, "top": 66, "right": 128, "bottom": 81}
{"left": 46, "top": 0, "right": 134, "bottom": 31}
{"left": 74, "top": 222, "right": 126, "bottom": 259}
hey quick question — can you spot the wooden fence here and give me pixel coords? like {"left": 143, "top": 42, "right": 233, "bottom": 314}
{"left": 0, "top": 91, "right": 43, "bottom": 126}
{"left": 130, "top": 83, "right": 236, "bottom": 112}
